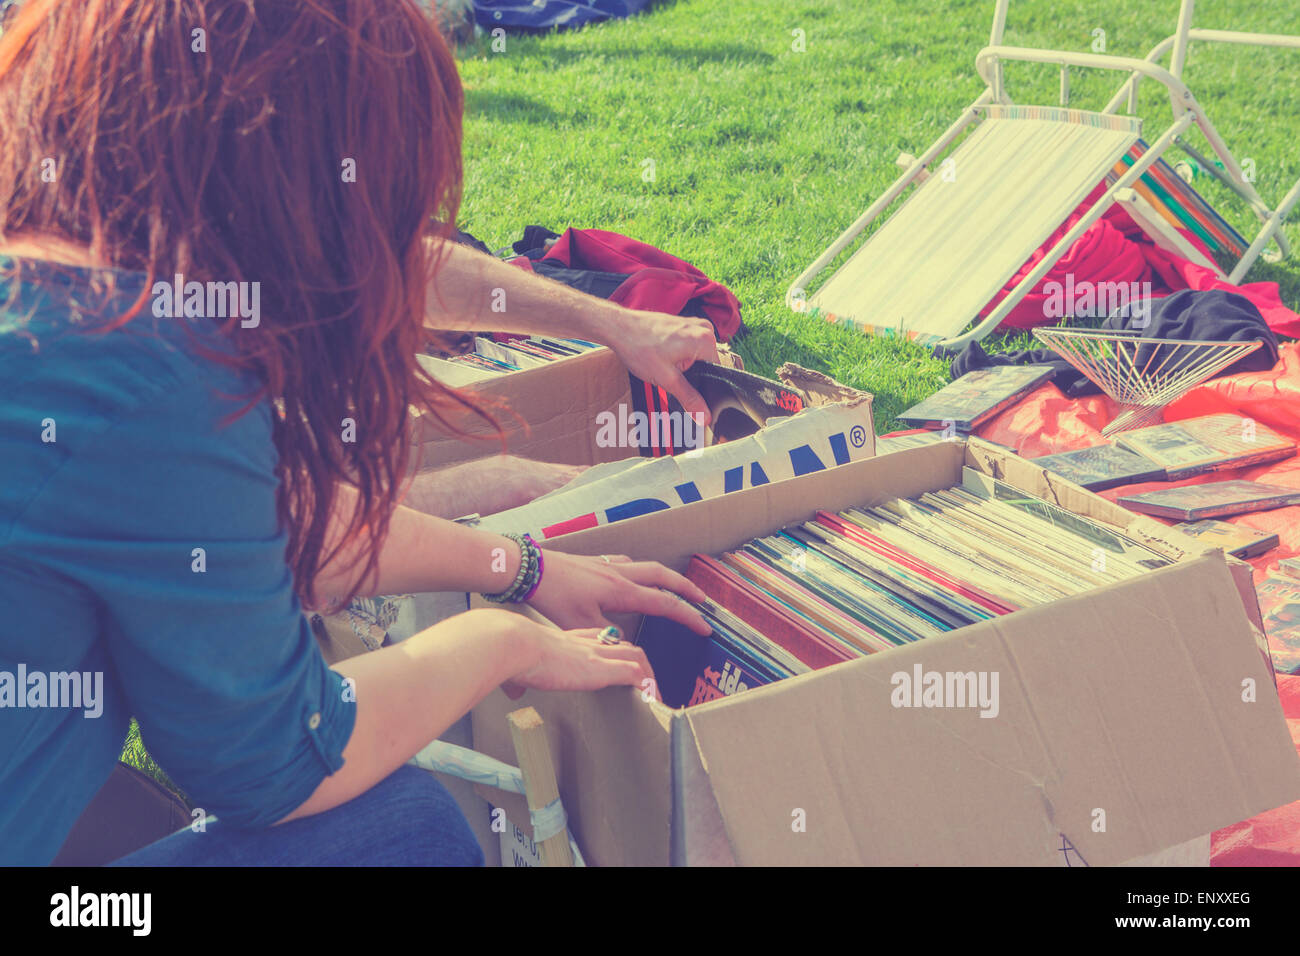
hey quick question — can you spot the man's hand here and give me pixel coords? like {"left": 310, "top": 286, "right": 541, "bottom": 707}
{"left": 603, "top": 308, "right": 720, "bottom": 423}
{"left": 425, "top": 241, "right": 722, "bottom": 419}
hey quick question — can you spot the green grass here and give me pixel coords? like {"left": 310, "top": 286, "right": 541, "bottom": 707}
{"left": 454, "top": 0, "right": 1300, "bottom": 431}
{"left": 122, "top": 719, "right": 189, "bottom": 806}
{"left": 121, "top": 0, "right": 1300, "bottom": 781}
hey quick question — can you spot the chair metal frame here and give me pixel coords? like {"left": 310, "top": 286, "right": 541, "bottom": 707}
{"left": 787, "top": 0, "right": 1300, "bottom": 349}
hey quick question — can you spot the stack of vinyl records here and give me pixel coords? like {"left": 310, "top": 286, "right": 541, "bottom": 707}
{"left": 417, "top": 335, "right": 602, "bottom": 387}
{"left": 639, "top": 467, "right": 1173, "bottom": 707}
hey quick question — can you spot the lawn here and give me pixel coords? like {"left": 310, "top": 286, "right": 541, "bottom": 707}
{"left": 453, "top": 0, "right": 1300, "bottom": 432}
{"left": 121, "top": 0, "right": 1300, "bottom": 791}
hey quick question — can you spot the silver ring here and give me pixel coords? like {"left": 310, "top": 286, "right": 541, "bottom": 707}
{"left": 598, "top": 626, "right": 622, "bottom": 645}
{"left": 599, "top": 555, "right": 612, "bottom": 565}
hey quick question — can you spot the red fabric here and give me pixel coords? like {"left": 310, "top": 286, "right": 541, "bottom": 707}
{"left": 981, "top": 184, "right": 1300, "bottom": 337}
{"left": 509, "top": 228, "right": 742, "bottom": 341}
{"left": 972, "top": 342, "right": 1300, "bottom": 865}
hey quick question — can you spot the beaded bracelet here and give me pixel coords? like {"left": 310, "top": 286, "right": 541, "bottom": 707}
{"left": 520, "top": 544, "right": 545, "bottom": 602}
{"left": 482, "top": 533, "right": 543, "bottom": 604}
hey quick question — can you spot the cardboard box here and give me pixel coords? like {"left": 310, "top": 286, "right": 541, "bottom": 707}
{"left": 470, "top": 439, "right": 1300, "bottom": 866}
{"left": 411, "top": 346, "right": 872, "bottom": 473}
{"left": 413, "top": 347, "right": 635, "bottom": 470}
{"left": 476, "top": 395, "right": 875, "bottom": 541}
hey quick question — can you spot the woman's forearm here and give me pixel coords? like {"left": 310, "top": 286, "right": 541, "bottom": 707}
{"left": 312, "top": 483, "right": 523, "bottom": 608}
{"left": 281, "top": 609, "right": 534, "bottom": 822}
{"left": 424, "top": 237, "right": 629, "bottom": 342}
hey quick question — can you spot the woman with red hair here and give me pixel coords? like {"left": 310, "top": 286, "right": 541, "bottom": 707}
{"left": 0, "top": 0, "right": 715, "bottom": 865}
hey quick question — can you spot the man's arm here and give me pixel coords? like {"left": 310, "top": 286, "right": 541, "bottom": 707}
{"left": 424, "top": 238, "right": 720, "bottom": 418}
{"left": 401, "top": 455, "right": 586, "bottom": 521}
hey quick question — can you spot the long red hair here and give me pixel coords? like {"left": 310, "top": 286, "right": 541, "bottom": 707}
{"left": 0, "top": 0, "right": 488, "bottom": 607}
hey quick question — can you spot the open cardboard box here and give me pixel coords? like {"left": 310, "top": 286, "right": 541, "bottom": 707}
{"left": 471, "top": 438, "right": 1300, "bottom": 866}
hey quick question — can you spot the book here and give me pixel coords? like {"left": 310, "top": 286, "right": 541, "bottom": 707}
{"left": 1031, "top": 444, "right": 1167, "bottom": 491}
{"left": 1172, "top": 519, "right": 1279, "bottom": 559}
{"left": 1118, "top": 480, "right": 1300, "bottom": 520}
{"left": 1115, "top": 413, "right": 1296, "bottom": 480}
{"left": 1256, "top": 575, "right": 1300, "bottom": 676}
{"left": 897, "top": 365, "right": 1055, "bottom": 433}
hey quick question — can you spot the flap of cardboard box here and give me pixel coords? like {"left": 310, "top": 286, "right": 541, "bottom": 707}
{"left": 471, "top": 684, "right": 676, "bottom": 867}
{"left": 413, "top": 348, "right": 633, "bottom": 469}
{"left": 777, "top": 362, "right": 869, "bottom": 409}
{"left": 680, "top": 554, "right": 1300, "bottom": 865}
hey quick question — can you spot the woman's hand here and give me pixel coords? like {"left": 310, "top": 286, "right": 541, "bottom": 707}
{"left": 604, "top": 308, "right": 720, "bottom": 422}
{"left": 504, "top": 621, "right": 657, "bottom": 697}
{"left": 526, "top": 550, "right": 711, "bottom": 635}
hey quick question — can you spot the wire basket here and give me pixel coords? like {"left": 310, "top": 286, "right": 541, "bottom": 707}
{"left": 1032, "top": 327, "right": 1262, "bottom": 436}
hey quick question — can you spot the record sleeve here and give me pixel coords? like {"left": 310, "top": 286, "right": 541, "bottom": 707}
{"left": 1031, "top": 444, "right": 1167, "bottom": 491}
{"left": 635, "top": 613, "right": 779, "bottom": 708}
{"left": 1172, "top": 519, "right": 1279, "bottom": 559}
{"left": 1115, "top": 413, "right": 1296, "bottom": 480}
{"left": 1256, "top": 575, "right": 1300, "bottom": 676}
{"left": 719, "top": 550, "right": 893, "bottom": 654}
{"left": 876, "top": 431, "right": 948, "bottom": 454}
{"left": 686, "top": 555, "right": 858, "bottom": 668}
{"left": 961, "top": 468, "right": 1173, "bottom": 570}
{"left": 625, "top": 360, "right": 807, "bottom": 455}
{"left": 1118, "top": 480, "right": 1300, "bottom": 521}
{"left": 897, "top": 365, "right": 1055, "bottom": 433}
{"left": 684, "top": 361, "right": 806, "bottom": 444}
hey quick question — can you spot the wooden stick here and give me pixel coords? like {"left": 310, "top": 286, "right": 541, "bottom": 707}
{"left": 507, "top": 707, "right": 573, "bottom": 867}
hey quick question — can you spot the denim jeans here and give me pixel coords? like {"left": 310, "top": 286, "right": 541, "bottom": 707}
{"left": 109, "top": 765, "right": 485, "bottom": 866}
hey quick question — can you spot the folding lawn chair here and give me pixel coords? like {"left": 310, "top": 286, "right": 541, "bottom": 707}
{"left": 787, "top": 0, "right": 1300, "bottom": 350}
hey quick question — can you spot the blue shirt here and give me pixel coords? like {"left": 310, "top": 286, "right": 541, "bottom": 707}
{"left": 0, "top": 259, "right": 355, "bottom": 865}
